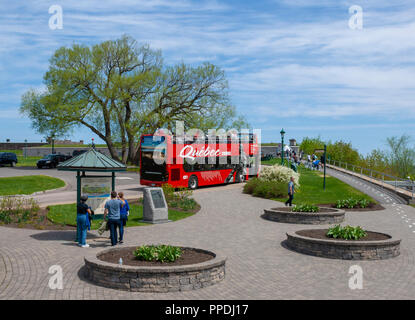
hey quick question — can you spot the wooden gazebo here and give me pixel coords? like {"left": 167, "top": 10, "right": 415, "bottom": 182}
{"left": 57, "top": 148, "right": 127, "bottom": 205}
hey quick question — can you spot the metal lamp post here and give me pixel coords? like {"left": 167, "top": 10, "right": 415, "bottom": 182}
{"left": 280, "top": 128, "right": 285, "bottom": 165}
{"left": 323, "top": 144, "right": 327, "bottom": 190}
{"left": 24, "top": 139, "right": 27, "bottom": 158}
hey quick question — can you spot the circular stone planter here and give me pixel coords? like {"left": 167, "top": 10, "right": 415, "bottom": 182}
{"left": 262, "top": 207, "right": 345, "bottom": 224}
{"left": 84, "top": 246, "right": 226, "bottom": 292}
{"left": 285, "top": 230, "right": 401, "bottom": 260}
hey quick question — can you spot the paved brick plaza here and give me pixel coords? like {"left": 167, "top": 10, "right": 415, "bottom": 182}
{"left": 0, "top": 181, "right": 414, "bottom": 300}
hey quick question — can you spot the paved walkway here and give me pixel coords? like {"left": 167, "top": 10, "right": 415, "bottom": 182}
{"left": 1, "top": 180, "right": 415, "bottom": 299}
{"left": 326, "top": 163, "right": 414, "bottom": 200}
{"left": 326, "top": 168, "right": 407, "bottom": 205}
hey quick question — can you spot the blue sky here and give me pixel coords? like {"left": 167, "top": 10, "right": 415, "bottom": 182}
{"left": 0, "top": 0, "right": 414, "bottom": 154}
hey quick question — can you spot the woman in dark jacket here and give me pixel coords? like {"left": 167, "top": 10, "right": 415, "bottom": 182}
{"left": 77, "top": 195, "right": 92, "bottom": 248}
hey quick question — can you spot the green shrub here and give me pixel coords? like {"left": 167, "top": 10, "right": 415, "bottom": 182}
{"left": 291, "top": 204, "right": 319, "bottom": 213}
{"left": 0, "top": 196, "right": 39, "bottom": 224}
{"left": 326, "top": 225, "right": 367, "bottom": 240}
{"left": 250, "top": 180, "right": 286, "bottom": 199}
{"left": 358, "top": 199, "right": 370, "bottom": 208}
{"left": 133, "top": 245, "right": 182, "bottom": 263}
{"left": 335, "top": 198, "right": 373, "bottom": 209}
{"left": 243, "top": 178, "right": 261, "bottom": 194}
{"left": 161, "top": 184, "right": 197, "bottom": 211}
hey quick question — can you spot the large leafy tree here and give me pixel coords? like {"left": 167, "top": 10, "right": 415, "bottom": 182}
{"left": 385, "top": 135, "right": 415, "bottom": 178}
{"left": 21, "top": 35, "right": 245, "bottom": 163}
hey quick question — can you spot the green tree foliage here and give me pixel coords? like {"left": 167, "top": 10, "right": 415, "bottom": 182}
{"left": 20, "top": 35, "right": 247, "bottom": 164}
{"left": 358, "top": 149, "right": 390, "bottom": 175}
{"left": 299, "top": 137, "right": 324, "bottom": 156}
{"left": 385, "top": 135, "right": 415, "bottom": 178}
{"left": 299, "top": 137, "right": 359, "bottom": 164}
{"left": 326, "top": 141, "right": 359, "bottom": 164}
{"left": 300, "top": 135, "right": 415, "bottom": 179}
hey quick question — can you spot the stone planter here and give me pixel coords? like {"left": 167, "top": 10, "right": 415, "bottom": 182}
{"left": 285, "top": 230, "right": 401, "bottom": 260}
{"left": 83, "top": 246, "right": 226, "bottom": 292}
{"left": 262, "top": 207, "right": 345, "bottom": 224}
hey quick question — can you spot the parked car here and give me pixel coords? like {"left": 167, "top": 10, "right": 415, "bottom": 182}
{"left": 72, "top": 149, "right": 87, "bottom": 157}
{"left": 0, "top": 152, "right": 18, "bottom": 167}
{"left": 37, "top": 154, "right": 71, "bottom": 169}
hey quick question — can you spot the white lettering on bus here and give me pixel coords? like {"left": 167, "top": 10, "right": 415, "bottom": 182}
{"left": 179, "top": 145, "right": 223, "bottom": 160}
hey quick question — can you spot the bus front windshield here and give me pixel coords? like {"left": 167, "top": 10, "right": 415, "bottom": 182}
{"left": 141, "top": 136, "right": 167, "bottom": 175}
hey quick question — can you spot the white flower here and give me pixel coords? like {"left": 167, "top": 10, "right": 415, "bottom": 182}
{"left": 259, "top": 165, "right": 300, "bottom": 186}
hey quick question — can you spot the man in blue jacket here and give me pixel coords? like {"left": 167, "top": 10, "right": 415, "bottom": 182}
{"left": 104, "top": 191, "right": 123, "bottom": 246}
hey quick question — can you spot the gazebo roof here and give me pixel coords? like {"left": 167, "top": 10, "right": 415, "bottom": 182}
{"left": 57, "top": 148, "right": 127, "bottom": 172}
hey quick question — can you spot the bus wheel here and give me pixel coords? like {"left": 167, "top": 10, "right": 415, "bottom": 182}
{"left": 188, "top": 175, "right": 198, "bottom": 190}
{"left": 236, "top": 171, "right": 245, "bottom": 183}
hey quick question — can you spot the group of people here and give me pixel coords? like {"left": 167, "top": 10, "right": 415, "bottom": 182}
{"left": 76, "top": 191, "right": 130, "bottom": 248}
{"left": 306, "top": 153, "right": 322, "bottom": 170}
{"left": 287, "top": 150, "right": 302, "bottom": 165}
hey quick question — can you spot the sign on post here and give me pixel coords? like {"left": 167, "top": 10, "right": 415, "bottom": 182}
{"left": 81, "top": 177, "right": 111, "bottom": 216}
{"left": 142, "top": 187, "right": 170, "bottom": 224}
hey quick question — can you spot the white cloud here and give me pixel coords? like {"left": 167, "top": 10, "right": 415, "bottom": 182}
{"left": 1, "top": 0, "right": 415, "bottom": 149}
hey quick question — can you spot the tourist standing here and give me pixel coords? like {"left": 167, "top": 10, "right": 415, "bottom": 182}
{"left": 285, "top": 177, "right": 295, "bottom": 207}
{"left": 77, "top": 195, "right": 92, "bottom": 248}
{"left": 118, "top": 192, "right": 130, "bottom": 244}
{"left": 104, "top": 191, "right": 123, "bottom": 246}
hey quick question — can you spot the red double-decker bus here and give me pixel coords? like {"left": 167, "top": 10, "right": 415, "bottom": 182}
{"left": 139, "top": 133, "right": 260, "bottom": 189}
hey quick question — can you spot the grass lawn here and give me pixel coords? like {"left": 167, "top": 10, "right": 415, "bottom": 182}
{"left": 39, "top": 144, "right": 107, "bottom": 148}
{"left": 0, "top": 149, "right": 22, "bottom": 155}
{"left": 0, "top": 150, "right": 42, "bottom": 167}
{"left": 47, "top": 203, "right": 195, "bottom": 229}
{"left": 274, "top": 166, "right": 374, "bottom": 205}
{"left": 0, "top": 175, "right": 65, "bottom": 195}
{"left": 16, "top": 156, "right": 42, "bottom": 167}
{"left": 261, "top": 158, "right": 282, "bottom": 165}
{"left": 410, "top": 204, "right": 415, "bottom": 209}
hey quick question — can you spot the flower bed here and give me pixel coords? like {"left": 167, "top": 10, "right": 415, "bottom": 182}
{"left": 285, "top": 230, "right": 400, "bottom": 260}
{"left": 262, "top": 207, "right": 345, "bottom": 224}
{"left": 84, "top": 246, "right": 226, "bottom": 292}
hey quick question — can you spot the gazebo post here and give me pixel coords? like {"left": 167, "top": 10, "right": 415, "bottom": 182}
{"left": 112, "top": 172, "right": 115, "bottom": 192}
{"left": 76, "top": 170, "right": 81, "bottom": 204}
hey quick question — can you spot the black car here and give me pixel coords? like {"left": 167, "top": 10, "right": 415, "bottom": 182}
{"left": 37, "top": 154, "right": 71, "bottom": 169}
{"left": 0, "top": 152, "right": 18, "bottom": 167}
{"left": 72, "top": 149, "right": 87, "bottom": 157}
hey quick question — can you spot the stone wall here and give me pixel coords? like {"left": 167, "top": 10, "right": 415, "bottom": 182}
{"left": 23, "top": 147, "right": 124, "bottom": 158}
{"left": 0, "top": 142, "right": 46, "bottom": 150}
{"left": 261, "top": 145, "right": 300, "bottom": 157}
{"left": 285, "top": 231, "right": 400, "bottom": 260}
{"left": 262, "top": 208, "right": 345, "bottom": 225}
{"left": 84, "top": 247, "right": 226, "bottom": 292}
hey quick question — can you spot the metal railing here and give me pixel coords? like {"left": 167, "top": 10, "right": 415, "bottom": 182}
{"left": 326, "top": 159, "right": 414, "bottom": 200}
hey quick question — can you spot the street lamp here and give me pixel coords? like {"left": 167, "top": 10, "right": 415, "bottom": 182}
{"left": 280, "top": 128, "right": 285, "bottom": 165}
{"left": 24, "top": 139, "right": 27, "bottom": 158}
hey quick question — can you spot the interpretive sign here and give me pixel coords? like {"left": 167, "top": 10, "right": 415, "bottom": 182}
{"left": 142, "top": 187, "right": 169, "bottom": 224}
{"left": 81, "top": 177, "right": 111, "bottom": 214}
